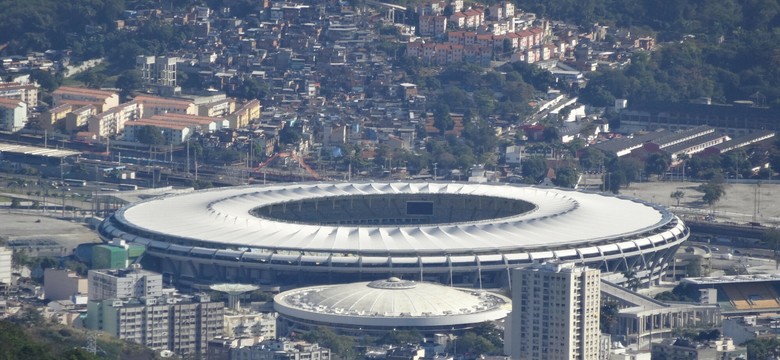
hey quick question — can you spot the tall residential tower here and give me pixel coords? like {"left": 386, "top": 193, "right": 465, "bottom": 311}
{"left": 508, "top": 262, "right": 601, "bottom": 360}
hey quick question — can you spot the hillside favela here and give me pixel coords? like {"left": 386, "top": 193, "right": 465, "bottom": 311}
{"left": 0, "top": 0, "right": 779, "bottom": 359}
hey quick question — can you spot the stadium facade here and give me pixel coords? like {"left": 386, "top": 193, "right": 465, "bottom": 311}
{"left": 97, "top": 182, "right": 689, "bottom": 287}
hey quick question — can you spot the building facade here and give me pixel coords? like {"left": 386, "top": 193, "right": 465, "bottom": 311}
{"left": 0, "top": 98, "right": 27, "bottom": 131}
{"left": 0, "top": 82, "right": 39, "bottom": 109}
{"left": 134, "top": 94, "right": 197, "bottom": 118}
{"left": 87, "top": 267, "right": 163, "bottom": 301}
{"left": 86, "top": 293, "right": 224, "bottom": 356}
{"left": 230, "top": 339, "right": 330, "bottom": 360}
{"left": 508, "top": 262, "right": 601, "bottom": 360}
{"left": 137, "top": 56, "right": 179, "bottom": 87}
{"left": 87, "top": 100, "right": 143, "bottom": 138}
{"left": 52, "top": 86, "right": 119, "bottom": 113}
{"left": 43, "top": 269, "right": 88, "bottom": 301}
{"left": 0, "top": 246, "right": 11, "bottom": 286}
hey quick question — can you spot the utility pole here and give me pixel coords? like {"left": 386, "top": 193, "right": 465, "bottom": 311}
{"left": 186, "top": 140, "right": 190, "bottom": 176}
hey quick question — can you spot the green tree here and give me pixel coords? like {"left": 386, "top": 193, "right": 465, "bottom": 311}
{"left": 554, "top": 167, "right": 579, "bottom": 188}
{"left": 670, "top": 190, "right": 685, "bottom": 206}
{"left": 378, "top": 329, "right": 422, "bottom": 345}
{"left": 279, "top": 124, "right": 302, "bottom": 145}
{"left": 746, "top": 337, "right": 780, "bottom": 360}
{"left": 303, "top": 327, "right": 356, "bottom": 359}
{"left": 600, "top": 301, "right": 619, "bottom": 333}
{"left": 645, "top": 152, "right": 671, "bottom": 178}
{"left": 115, "top": 70, "right": 143, "bottom": 98}
{"left": 699, "top": 180, "right": 725, "bottom": 207}
{"left": 521, "top": 156, "right": 547, "bottom": 183}
{"left": 604, "top": 170, "right": 626, "bottom": 194}
{"left": 654, "top": 283, "right": 701, "bottom": 302}
{"left": 433, "top": 104, "right": 454, "bottom": 134}
{"left": 135, "top": 125, "right": 165, "bottom": 146}
{"left": 579, "top": 147, "right": 606, "bottom": 171}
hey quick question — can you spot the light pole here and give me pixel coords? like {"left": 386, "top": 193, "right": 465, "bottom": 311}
{"left": 433, "top": 162, "right": 438, "bottom": 180}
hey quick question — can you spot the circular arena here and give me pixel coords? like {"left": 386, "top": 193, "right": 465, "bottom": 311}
{"left": 97, "top": 182, "right": 689, "bottom": 287}
{"left": 274, "top": 277, "right": 511, "bottom": 335}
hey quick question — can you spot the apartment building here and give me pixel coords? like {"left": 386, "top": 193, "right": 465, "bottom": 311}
{"left": 198, "top": 98, "right": 236, "bottom": 118}
{"left": 65, "top": 105, "right": 97, "bottom": 132}
{"left": 227, "top": 99, "right": 261, "bottom": 129}
{"left": 0, "top": 98, "right": 27, "bottom": 131}
{"left": 134, "top": 94, "right": 197, "bottom": 118}
{"left": 406, "top": 41, "right": 491, "bottom": 66}
{"left": 87, "top": 267, "right": 163, "bottom": 301}
{"left": 87, "top": 298, "right": 171, "bottom": 350}
{"left": 419, "top": 15, "right": 448, "bottom": 37}
{"left": 449, "top": 9, "right": 484, "bottom": 29}
{"left": 488, "top": 1, "right": 515, "bottom": 20}
{"left": 136, "top": 56, "right": 178, "bottom": 87}
{"left": 123, "top": 118, "right": 192, "bottom": 145}
{"left": 508, "top": 262, "right": 601, "bottom": 360}
{"left": 0, "top": 246, "right": 11, "bottom": 286}
{"left": 86, "top": 294, "right": 224, "bottom": 356}
{"left": 87, "top": 100, "right": 143, "bottom": 138}
{"left": 40, "top": 104, "right": 72, "bottom": 130}
{"left": 152, "top": 112, "right": 224, "bottom": 132}
{"left": 52, "top": 86, "right": 119, "bottom": 113}
{"left": 170, "top": 299, "right": 225, "bottom": 356}
{"left": 0, "top": 82, "right": 39, "bottom": 109}
{"left": 231, "top": 339, "right": 331, "bottom": 360}
{"left": 125, "top": 110, "right": 228, "bottom": 144}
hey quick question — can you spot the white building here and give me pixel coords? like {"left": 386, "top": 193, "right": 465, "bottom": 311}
{"left": 0, "top": 98, "right": 27, "bottom": 131}
{"left": 86, "top": 294, "right": 224, "bottom": 356}
{"left": 0, "top": 246, "right": 12, "bottom": 286}
{"left": 0, "top": 82, "right": 39, "bottom": 109}
{"left": 87, "top": 267, "right": 163, "bottom": 301}
{"left": 224, "top": 311, "right": 277, "bottom": 340}
{"left": 507, "top": 262, "right": 601, "bottom": 360}
{"left": 505, "top": 145, "right": 522, "bottom": 165}
{"left": 230, "top": 338, "right": 330, "bottom": 360}
{"left": 274, "top": 277, "right": 510, "bottom": 336}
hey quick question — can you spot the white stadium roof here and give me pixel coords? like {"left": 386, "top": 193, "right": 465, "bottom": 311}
{"left": 114, "top": 182, "right": 670, "bottom": 255}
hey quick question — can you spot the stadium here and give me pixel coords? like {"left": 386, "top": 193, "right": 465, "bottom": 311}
{"left": 273, "top": 277, "right": 511, "bottom": 335}
{"left": 683, "top": 274, "right": 780, "bottom": 315}
{"left": 97, "top": 181, "right": 689, "bottom": 288}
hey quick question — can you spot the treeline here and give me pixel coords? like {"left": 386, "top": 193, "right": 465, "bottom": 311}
{"left": 513, "top": 0, "right": 779, "bottom": 38}
{"left": 0, "top": 0, "right": 194, "bottom": 63}
{"left": 511, "top": 0, "right": 780, "bottom": 107}
{"left": 0, "top": 320, "right": 99, "bottom": 360}
{"left": 0, "top": 0, "right": 125, "bottom": 54}
{"left": 579, "top": 32, "right": 780, "bottom": 107}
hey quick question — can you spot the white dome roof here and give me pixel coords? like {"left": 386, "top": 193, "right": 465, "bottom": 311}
{"left": 274, "top": 278, "right": 510, "bottom": 328}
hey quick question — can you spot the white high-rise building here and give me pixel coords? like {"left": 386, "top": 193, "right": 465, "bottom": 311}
{"left": 508, "top": 262, "right": 601, "bottom": 360}
{"left": 87, "top": 267, "right": 163, "bottom": 301}
{"left": 0, "top": 246, "right": 12, "bottom": 286}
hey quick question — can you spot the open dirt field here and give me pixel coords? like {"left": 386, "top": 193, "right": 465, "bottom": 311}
{"left": 620, "top": 181, "right": 780, "bottom": 226}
